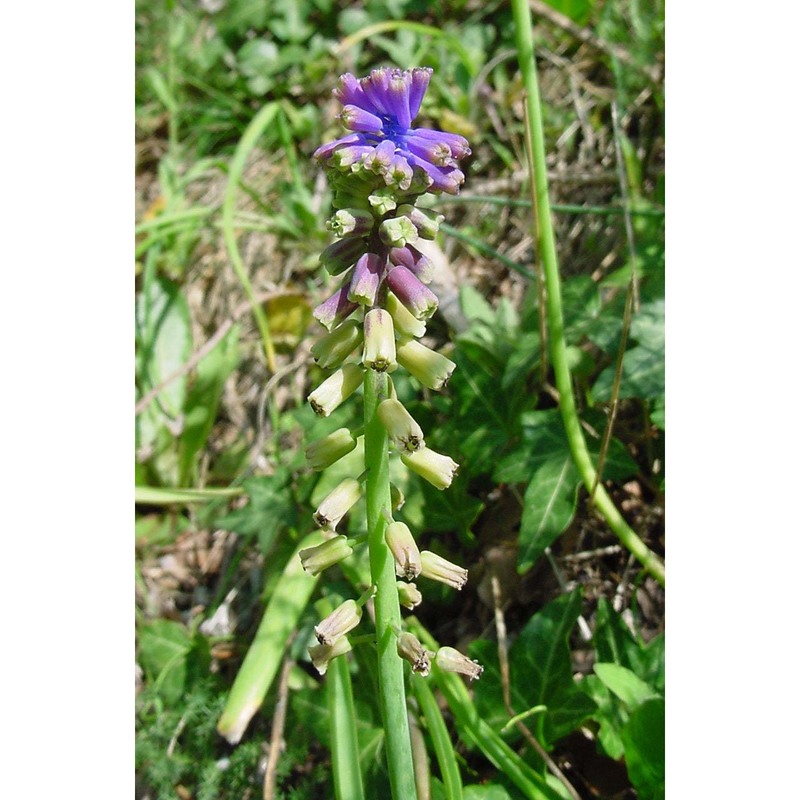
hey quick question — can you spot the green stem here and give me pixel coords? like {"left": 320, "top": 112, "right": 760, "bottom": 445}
{"left": 511, "top": 0, "right": 665, "bottom": 586}
{"left": 328, "top": 652, "right": 365, "bottom": 800}
{"left": 363, "top": 369, "right": 417, "bottom": 799}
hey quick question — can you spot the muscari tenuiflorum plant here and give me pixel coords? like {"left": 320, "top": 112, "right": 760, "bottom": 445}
{"left": 302, "top": 67, "right": 482, "bottom": 797}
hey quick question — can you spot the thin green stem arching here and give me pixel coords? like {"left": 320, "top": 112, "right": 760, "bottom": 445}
{"left": 510, "top": 0, "right": 664, "bottom": 586}
{"left": 328, "top": 653, "right": 365, "bottom": 800}
{"left": 222, "top": 102, "right": 278, "bottom": 373}
{"left": 363, "top": 369, "right": 417, "bottom": 799}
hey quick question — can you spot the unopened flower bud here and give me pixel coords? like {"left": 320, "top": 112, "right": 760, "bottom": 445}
{"left": 348, "top": 252, "right": 385, "bottom": 306}
{"left": 308, "top": 636, "right": 353, "bottom": 676}
{"left": 362, "top": 309, "right": 397, "bottom": 373}
{"left": 385, "top": 156, "right": 413, "bottom": 191}
{"left": 305, "top": 428, "right": 357, "bottom": 471}
{"left": 419, "top": 550, "right": 468, "bottom": 590}
{"left": 389, "top": 244, "right": 434, "bottom": 284}
{"left": 402, "top": 447, "right": 459, "bottom": 490}
{"left": 397, "top": 204, "right": 444, "bottom": 240}
{"left": 319, "top": 235, "right": 366, "bottom": 276}
{"left": 385, "top": 521, "right": 422, "bottom": 580}
{"left": 362, "top": 139, "right": 395, "bottom": 173}
{"left": 386, "top": 291, "right": 427, "bottom": 339}
{"left": 378, "top": 399, "right": 425, "bottom": 452}
{"left": 396, "top": 340, "right": 455, "bottom": 390}
{"left": 327, "top": 208, "right": 375, "bottom": 238}
{"left": 314, "top": 599, "right": 362, "bottom": 646}
{"left": 313, "top": 284, "right": 359, "bottom": 331}
{"left": 386, "top": 266, "right": 438, "bottom": 320}
{"left": 396, "top": 632, "right": 432, "bottom": 676}
{"left": 313, "top": 478, "right": 362, "bottom": 531}
{"left": 308, "top": 363, "right": 363, "bottom": 417}
{"left": 396, "top": 581, "right": 422, "bottom": 610}
{"left": 299, "top": 535, "right": 353, "bottom": 576}
{"left": 434, "top": 646, "right": 483, "bottom": 681}
{"left": 310, "top": 319, "right": 362, "bottom": 369}
{"left": 379, "top": 216, "right": 419, "bottom": 248}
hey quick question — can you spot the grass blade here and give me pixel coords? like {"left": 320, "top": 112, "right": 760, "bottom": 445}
{"left": 328, "top": 654, "right": 365, "bottom": 800}
{"left": 216, "top": 530, "right": 324, "bottom": 744}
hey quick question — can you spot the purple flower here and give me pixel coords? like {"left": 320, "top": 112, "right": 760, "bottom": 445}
{"left": 314, "top": 68, "right": 471, "bottom": 195}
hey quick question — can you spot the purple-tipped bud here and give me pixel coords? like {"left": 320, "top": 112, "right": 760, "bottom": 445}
{"left": 313, "top": 478, "right": 362, "bottom": 531}
{"left": 326, "top": 208, "right": 375, "bottom": 238}
{"left": 379, "top": 217, "right": 419, "bottom": 249}
{"left": 409, "top": 127, "right": 472, "bottom": 159}
{"left": 378, "top": 398, "right": 425, "bottom": 453}
{"left": 363, "top": 139, "right": 396, "bottom": 173}
{"left": 339, "top": 104, "right": 384, "bottom": 134}
{"left": 308, "top": 363, "right": 363, "bottom": 417}
{"left": 397, "top": 204, "right": 444, "bottom": 240}
{"left": 385, "top": 520, "right": 422, "bottom": 580}
{"left": 313, "top": 132, "right": 363, "bottom": 161}
{"left": 313, "top": 284, "right": 359, "bottom": 332}
{"left": 397, "top": 581, "right": 423, "bottom": 610}
{"left": 384, "top": 156, "right": 413, "bottom": 191}
{"left": 310, "top": 319, "right": 362, "bottom": 369}
{"left": 389, "top": 244, "right": 435, "bottom": 284}
{"left": 408, "top": 67, "right": 433, "bottom": 120}
{"left": 308, "top": 636, "right": 353, "bottom": 676}
{"left": 314, "top": 599, "right": 362, "bottom": 646}
{"left": 434, "top": 646, "right": 483, "bottom": 681}
{"left": 386, "top": 291, "right": 427, "bottom": 339}
{"left": 404, "top": 137, "right": 456, "bottom": 168}
{"left": 386, "top": 266, "right": 438, "bottom": 320}
{"left": 331, "top": 144, "right": 374, "bottom": 169}
{"left": 319, "top": 236, "right": 366, "bottom": 276}
{"left": 299, "top": 535, "right": 354, "bottom": 576}
{"left": 396, "top": 339, "right": 455, "bottom": 390}
{"left": 362, "top": 308, "right": 397, "bottom": 373}
{"left": 348, "top": 252, "right": 385, "bottom": 306}
{"left": 419, "top": 550, "right": 468, "bottom": 590}
{"left": 305, "top": 428, "right": 357, "bottom": 471}
{"left": 396, "top": 632, "right": 431, "bottom": 676}
{"left": 402, "top": 447, "right": 459, "bottom": 490}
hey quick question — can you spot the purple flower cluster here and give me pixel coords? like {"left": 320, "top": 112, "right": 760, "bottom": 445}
{"left": 312, "top": 68, "right": 470, "bottom": 333}
{"left": 314, "top": 67, "right": 470, "bottom": 195}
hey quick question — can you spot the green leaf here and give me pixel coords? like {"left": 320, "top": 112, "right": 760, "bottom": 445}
{"left": 216, "top": 468, "right": 297, "bottom": 551}
{"left": 418, "top": 479, "right": 484, "bottom": 541}
{"left": 460, "top": 283, "right": 495, "bottom": 325}
{"left": 621, "top": 698, "right": 665, "bottom": 800}
{"left": 471, "top": 590, "right": 597, "bottom": 748}
{"left": 137, "top": 619, "right": 193, "bottom": 704}
{"left": 518, "top": 457, "right": 580, "bottom": 572}
{"left": 578, "top": 675, "right": 627, "bottom": 759}
{"left": 593, "top": 663, "right": 658, "bottom": 708}
{"left": 541, "top": 0, "right": 595, "bottom": 25}
{"left": 463, "top": 785, "right": 514, "bottom": 800}
{"left": 136, "top": 276, "right": 192, "bottom": 419}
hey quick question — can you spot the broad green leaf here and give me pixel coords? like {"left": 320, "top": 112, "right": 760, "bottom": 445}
{"left": 518, "top": 457, "right": 580, "bottom": 572}
{"left": 137, "top": 619, "right": 192, "bottom": 704}
{"left": 418, "top": 479, "right": 483, "bottom": 541}
{"left": 593, "top": 663, "right": 658, "bottom": 708}
{"left": 178, "top": 324, "right": 240, "bottom": 485}
{"left": 460, "top": 283, "right": 495, "bottom": 326}
{"left": 471, "top": 590, "right": 597, "bottom": 748}
{"left": 621, "top": 698, "right": 665, "bottom": 800}
{"left": 578, "top": 675, "right": 627, "bottom": 759}
{"left": 136, "top": 275, "right": 192, "bottom": 419}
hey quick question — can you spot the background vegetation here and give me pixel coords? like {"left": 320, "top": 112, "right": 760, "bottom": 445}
{"left": 135, "top": 0, "right": 664, "bottom": 797}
